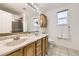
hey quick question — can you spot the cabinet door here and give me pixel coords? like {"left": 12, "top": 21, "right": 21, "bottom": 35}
{"left": 42, "top": 37, "right": 46, "bottom": 56}
{"left": 36, "top": 45, "right": 41, "bottom": 56}
{"left": 24, "top": 43, "right": 35, "bottom": 56}
{"left": 35, "top": 39, "right": 42, "bottom": 56}
{"left": 8, "top": 49, "right": 23, "bottom": 56}
{"left": 45, "top": 36, "right": 48, "bottom": 54}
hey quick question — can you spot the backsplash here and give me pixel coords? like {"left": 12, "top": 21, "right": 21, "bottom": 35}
{"left": 0, "top": 36, "right": 12, "bottom": 41}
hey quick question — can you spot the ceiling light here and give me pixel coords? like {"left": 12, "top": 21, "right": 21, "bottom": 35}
{"left": 31, "top": 3, "right": 34, "bottom": 6}
{"left": 34, "top": 5, "right": 37, "bottom": 8}
{"left": 27, "top": 3, "right": 39, "bottom": 13}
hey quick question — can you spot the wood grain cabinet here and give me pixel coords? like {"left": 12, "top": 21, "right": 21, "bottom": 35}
{"left": 45, "top": 36, "right": 48, "bottom": 54}
{"left": 41, "top": 36, "right": 48, "bottom": 56}
{"left": 7, "top": 36, "right": 48, "bottom": 56}
{"left": 42, "top": 37, "right": 46, "bottom": 56}
{"left": 8, "top": 49, "right": 23, "bottom": 56}
{"left": 35, "top": 39, "right": 42, "bottom": 56}
{"left": 24, "top": 43, "right": 35, "bottom": 56}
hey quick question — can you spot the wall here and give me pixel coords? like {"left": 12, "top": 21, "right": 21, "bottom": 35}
{"left": 46, "top": 4, "right": 79, "bottom": 50}
{"left": 0, "top": 10, "right": 12, "bottom": 33}
{"left": 22, "top": 12, "right": 28, "bottom": 32}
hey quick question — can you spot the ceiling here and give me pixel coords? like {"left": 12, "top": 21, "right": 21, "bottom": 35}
{"left": 35, "top": 3, "right": 72, "bottom": 12}
{"left": 0, "top": 3, "right": 73, "bottom": 15}
{"left": 0, "top": 3, "right": 27, "bottom": 15}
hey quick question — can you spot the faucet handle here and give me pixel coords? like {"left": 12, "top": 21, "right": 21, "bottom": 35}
{"left": 13, "top": 35, "right": 20, "bottom": 40}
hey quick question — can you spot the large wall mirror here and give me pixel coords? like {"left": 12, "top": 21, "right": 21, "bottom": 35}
{"left": 0, "top": 3, "right": 40, "bottom": 36}
{"left": 0, "top": 10, "right": 24, "bottom": 34}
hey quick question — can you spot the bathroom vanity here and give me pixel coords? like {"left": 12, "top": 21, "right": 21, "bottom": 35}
{"left": 0, "top": 34, "right": 48, "bottom": 56}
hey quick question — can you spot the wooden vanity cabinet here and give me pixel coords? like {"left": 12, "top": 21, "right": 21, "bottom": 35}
{"left": 35, "top": 39, "right": 42, "bottom": 56}
{"left": 24, "top": 42, "right": 35, "bottom": 56}
{"left": 8, "top": 49, "right": 23, "bottom": 56}
{"left": 7, "top": 36, "right": 48, "bottom": 56}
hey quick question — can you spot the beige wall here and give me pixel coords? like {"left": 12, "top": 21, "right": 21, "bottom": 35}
{"left": 46, "top": 4, "right": 79, "bottom": 50}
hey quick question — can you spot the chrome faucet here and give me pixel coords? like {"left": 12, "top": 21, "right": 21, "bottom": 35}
{"left": 34, "top": 31, "right": 39, "bottom": 36}
{"left": 13, "top": 35, "right": 20, "bottom": 40}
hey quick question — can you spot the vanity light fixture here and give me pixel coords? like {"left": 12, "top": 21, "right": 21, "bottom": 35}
{"left": 27, "top": 3, "right": 39, "bottom": 12}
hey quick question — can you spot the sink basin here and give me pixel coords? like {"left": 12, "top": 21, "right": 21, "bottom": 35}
{"left": 5, "top": 38, "right": 26, "bottom": 46}
{"left": 27, "top": 34, "right": 39, "bottom": 37}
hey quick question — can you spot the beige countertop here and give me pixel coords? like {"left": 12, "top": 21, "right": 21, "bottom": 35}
{"left": 0, "top": 34, "right": 48, "bottom": 56}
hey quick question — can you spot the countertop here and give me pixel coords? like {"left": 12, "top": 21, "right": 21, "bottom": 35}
{"left": 0, "top": 34, "right": 48, "bottom": 56}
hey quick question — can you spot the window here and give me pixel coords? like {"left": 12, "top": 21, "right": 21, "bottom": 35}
{"left": 33, "top": 18, "right": 39, "bottom": 26}
{"left": 57, "top": 9, "right": 68, "bottom": 25}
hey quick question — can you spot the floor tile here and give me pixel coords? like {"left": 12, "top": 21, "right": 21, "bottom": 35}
{"left": 68, "top": 48, "right": 77, "bottom": 56}
{"left": 47, "top": 42, "right": 79, "bottom": 56}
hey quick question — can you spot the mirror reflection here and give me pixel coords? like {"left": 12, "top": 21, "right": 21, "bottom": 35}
{"left": 0, "top": 3, "right": 47, "bottom": 36}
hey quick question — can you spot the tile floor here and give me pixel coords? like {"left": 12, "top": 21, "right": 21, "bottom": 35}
{"left": 47, "top": 42, "right": 79, "bottom": 56}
